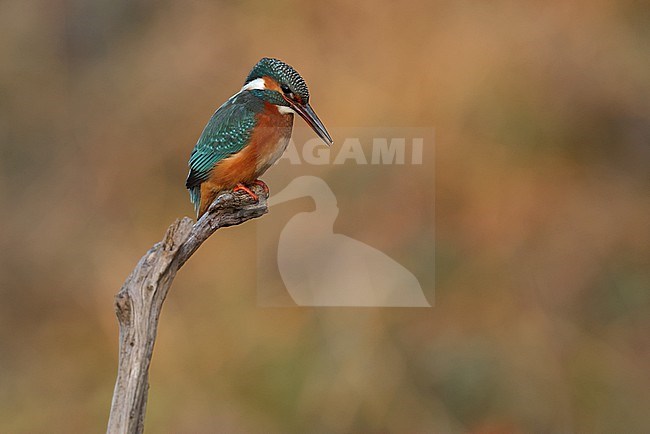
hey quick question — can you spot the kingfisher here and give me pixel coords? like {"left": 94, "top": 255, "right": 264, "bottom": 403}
{"left": 185, "top": 57, "right": 333, "bottom": 216}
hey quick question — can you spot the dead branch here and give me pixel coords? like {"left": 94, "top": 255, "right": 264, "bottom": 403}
{"left": 106, "top": 185, "right": 268, "bottom": 434}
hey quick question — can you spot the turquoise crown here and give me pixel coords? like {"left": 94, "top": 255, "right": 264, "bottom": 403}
{"left": 245, "top": 58, "right": 310, "bottom": 102}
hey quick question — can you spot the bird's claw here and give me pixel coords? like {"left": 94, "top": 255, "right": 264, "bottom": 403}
{"left": 233, "top": 183, "right": 259, "bottom": 201}
{"left": 252, "top": 179, "right": 270, "bottom": 195}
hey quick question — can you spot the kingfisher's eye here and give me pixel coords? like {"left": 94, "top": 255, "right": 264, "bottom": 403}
{"left": 281, "top": 84, "right": 291, "bottom": 94}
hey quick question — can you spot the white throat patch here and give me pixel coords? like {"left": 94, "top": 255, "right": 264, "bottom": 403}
{"left": 277, "top": 105, "right": 296, "bottom": 115}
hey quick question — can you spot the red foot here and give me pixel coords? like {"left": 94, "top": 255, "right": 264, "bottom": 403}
{"left": 233, "top": 183, "right": 258, "bottom": 201}
{"left": 252, "top": 179, "right": 269, "bottom": 195}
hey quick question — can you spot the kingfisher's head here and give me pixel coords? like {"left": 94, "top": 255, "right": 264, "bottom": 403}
{"left": 243, "top": 57, "right": 333, "bottom": 146}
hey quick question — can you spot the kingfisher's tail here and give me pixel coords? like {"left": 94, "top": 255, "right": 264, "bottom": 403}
{"left": 188, "top": 186, "right": 201, "bottom": 216}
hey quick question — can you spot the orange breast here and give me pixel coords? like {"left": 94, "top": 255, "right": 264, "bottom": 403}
{"left": 206, "top": 102, "right": 293, "bottom": 190}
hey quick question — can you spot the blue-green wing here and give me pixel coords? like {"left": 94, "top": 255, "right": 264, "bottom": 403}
{"left": 185, "top": 92, "right": 260, "bottom": 212}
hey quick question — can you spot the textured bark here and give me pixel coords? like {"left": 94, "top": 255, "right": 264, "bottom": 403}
{"left": 106, "top": 186, "right": 268, "bottom": 434}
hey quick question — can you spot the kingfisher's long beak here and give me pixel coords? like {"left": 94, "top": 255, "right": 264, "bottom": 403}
{"left": 287, "top": 100, "right": 333, "bottom": 146}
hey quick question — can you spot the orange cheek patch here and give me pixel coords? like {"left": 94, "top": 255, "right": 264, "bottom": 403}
{"left": 263, "top": 76, "right": 282, "bottom": 92}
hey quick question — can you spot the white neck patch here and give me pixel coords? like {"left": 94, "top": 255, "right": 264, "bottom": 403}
{"left": 241, "top": 77, "right": 266, "bottom": 91}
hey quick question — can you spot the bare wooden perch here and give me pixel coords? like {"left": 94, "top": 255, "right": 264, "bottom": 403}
{"left": 106, "top": 186, "right": 268, "bottom": 434}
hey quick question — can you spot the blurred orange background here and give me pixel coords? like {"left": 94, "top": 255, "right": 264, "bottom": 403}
{"left": 1, "top": 1, "right": 649, "bottom": 432}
